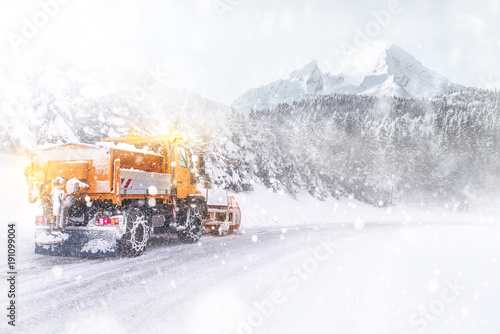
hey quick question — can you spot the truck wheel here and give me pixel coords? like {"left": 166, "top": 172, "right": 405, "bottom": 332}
{"left": 118, "top": 207, "right": 150, "bottom": 256}
{"left": 177, "top": 204, "right": 203, "bottom": 243}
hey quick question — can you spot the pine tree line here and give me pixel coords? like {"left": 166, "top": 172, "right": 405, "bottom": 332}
{"left": 204, "top": 88, "right": 500, "bottom": 206}
{"left": 1, "top": 83, "right": 498, "bottom": 206}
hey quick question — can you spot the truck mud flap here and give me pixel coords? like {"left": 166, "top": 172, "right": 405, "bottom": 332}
{"left": 35, "top": 227, "right": 117, "bottom": 258}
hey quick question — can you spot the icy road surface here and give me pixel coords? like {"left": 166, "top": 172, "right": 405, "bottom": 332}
{"left": 1, "top": 154, "right": 499, "bottom": 333}
{"left": 4, "top": 222, "right": 500, "bottom": 334}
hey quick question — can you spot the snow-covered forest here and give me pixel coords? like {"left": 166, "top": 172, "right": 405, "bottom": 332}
{"left": 1, "top": 66, "right": 498, "bottom": 207}
{"left": 210, "top": 89, "right": 500, "bottom": 206}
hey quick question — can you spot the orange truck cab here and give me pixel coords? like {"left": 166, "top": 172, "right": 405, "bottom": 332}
{"left": 25, "top": 134, "right": 207, "bottom": 257}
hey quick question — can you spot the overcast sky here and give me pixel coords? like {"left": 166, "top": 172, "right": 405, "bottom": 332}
{"left": 1, "top": 0, "right": 499, "bottom": 103}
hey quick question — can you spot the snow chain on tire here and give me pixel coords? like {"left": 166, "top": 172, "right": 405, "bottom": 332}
{"left": 118, "top": 208, "right": 150, "bottom": 257}
{"left": 178, "top": 203, "right": 203, "bottom": 243}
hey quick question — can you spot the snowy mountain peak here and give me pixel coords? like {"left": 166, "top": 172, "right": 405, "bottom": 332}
{"left": 232, "top": 60, "right": 328, "bottom": 112}
{"left": 288, "top": 59, "right": 323, "bottom": 94}
{"left": 233, "top": 44, "right": 463, "bottom": 112}
{"left": 289, "top": 59, "right": 320, "bottom": 80}
{"left": 370, "top": 44, "right": 415, "bottom": 75}
{"left": 359, "top": 43, "right": 462, "bottom": 98}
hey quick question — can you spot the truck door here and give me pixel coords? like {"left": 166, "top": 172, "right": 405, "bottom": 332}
{"left": 174, "top": 145, "right": 196, "bottom": 199}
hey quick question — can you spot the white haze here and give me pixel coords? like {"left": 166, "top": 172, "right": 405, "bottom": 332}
{"left": 0, "top": 0, "right": 499, "bottom": 103}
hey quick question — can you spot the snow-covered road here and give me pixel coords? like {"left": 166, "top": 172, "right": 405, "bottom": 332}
{"left": 1, "top": 154, "right": 499, "bottom": 333}
{"left": 4, "top": 221, "right": 500, "bottom": 334}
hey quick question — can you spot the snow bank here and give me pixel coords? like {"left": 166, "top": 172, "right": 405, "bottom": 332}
{"left": 234, "top": 184, "right": 500, "bottom": 229}
{"left": 0, "top": 153, "right": 39, "bottom": 259}
{"left": 263, "top": 223, "right": 500, "bottom": 334}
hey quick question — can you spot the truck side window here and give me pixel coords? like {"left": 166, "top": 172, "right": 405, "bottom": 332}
{"left": 186, "top": 148, "right": 195, "bottom": 184}
{"left": 177, "top": 146, "right": 188, "bottom": 168}
{"left": 187, "top": 149, "right": 193, "bottom": 171}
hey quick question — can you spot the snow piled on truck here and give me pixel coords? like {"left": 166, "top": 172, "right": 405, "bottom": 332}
{"left": 35, "top": 231, "right": 69, "bottom": 245}
{"left": 96, "top": 141, "right": 157, "bottom": 154}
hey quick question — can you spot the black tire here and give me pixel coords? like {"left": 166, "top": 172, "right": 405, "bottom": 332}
{"left": 177, "top": 203, "right": 203, "bottom": 243}
{"left": 117, "top": 207, "right": 150, "bottom": 257}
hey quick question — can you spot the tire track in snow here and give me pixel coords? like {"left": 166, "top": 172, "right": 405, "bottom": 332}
{"left": 15, "top": 223, "right": 411, "bottom": 333}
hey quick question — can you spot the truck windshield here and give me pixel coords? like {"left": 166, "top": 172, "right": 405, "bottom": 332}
{"left": 177, "top": 146, "right": 188, "bottom": 168}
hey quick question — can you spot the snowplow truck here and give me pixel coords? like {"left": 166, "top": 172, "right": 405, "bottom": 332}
{"left": 25, "top": 134, "right": 207, "bottom": 257}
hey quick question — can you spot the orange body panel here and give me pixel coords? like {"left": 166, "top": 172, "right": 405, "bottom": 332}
{"left": 46, "top": 161, "right": 89, "bottom": 181}
{"left": 28, "top": 144, "right": 171, "bottom": 205}
{"left": 111, "top": 149, "right": 164, "bottom": 173}
{"left": 27, "top": 135, "right": 201, "bottom": 206}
